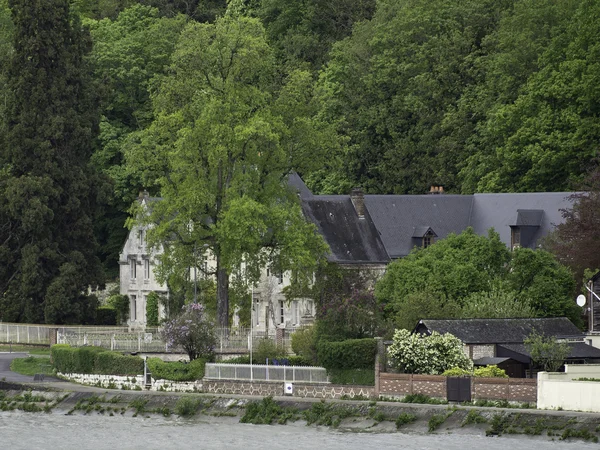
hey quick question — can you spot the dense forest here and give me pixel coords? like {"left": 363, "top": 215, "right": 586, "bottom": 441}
{"left": 1, "top": 0, "right": 599, "bottom": 324}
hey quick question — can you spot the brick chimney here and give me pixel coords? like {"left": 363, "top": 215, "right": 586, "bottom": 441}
{"left": 351, "top": 188, "right": 365, "bottom": 219}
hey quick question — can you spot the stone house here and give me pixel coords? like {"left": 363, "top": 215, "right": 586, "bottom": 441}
{"left": 413, "top": 318, "right": 600, "bottom": 377}
{"left": 120, "top": 175, "right": 576, "bottom": 331}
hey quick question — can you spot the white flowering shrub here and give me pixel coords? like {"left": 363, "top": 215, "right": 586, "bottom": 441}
{"left": 388, "top": 329, "right": 473, "bottom": 374}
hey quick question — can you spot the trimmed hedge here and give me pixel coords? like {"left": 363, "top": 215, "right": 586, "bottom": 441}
{"left": 147, "top": 358, "right": 206, "bottom": 381}
{"left": 94, "top": 351, "right": 144, "bottom": 375}
{"left": 51, "top": 344, "right": 77, "bottom": 373}
{"left": 51, "top": 344, "right": 143, "bottom": 375}
{"left": 328, "top": 368, "right": 375, "bottom": 386}
{"left": 96, "top": 307, "right": 117, "bottom": 325}
{"left": 317, "top": 338, "right": 377, "bottom": 370}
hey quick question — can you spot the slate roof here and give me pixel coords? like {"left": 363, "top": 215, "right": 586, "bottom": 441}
{"left": 364, "top": 195, "right": 472, "bottom": 258}
{"left": 514, "top": 209, "right": 544, "bottom": 227}
{"left": 498, "top": 343, "right": 600, "bottom": 360}
{"left": 300, "top": 196, "right": 390, "bottom": 264}
{"left": 415, "top": 318, "right": 583, "bottom": 344}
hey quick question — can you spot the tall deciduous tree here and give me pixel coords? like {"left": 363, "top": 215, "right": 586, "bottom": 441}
{"left": 126, "top": 16, "right": 328, "bottom": 327}
{"left": 0, "top": 0, "right": 104, "bottom": 323}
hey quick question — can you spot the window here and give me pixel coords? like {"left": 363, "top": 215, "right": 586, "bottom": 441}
{"left": 137, "top": 229, "right": 144, "bottom": 246}
{"left": 143, "top": 258, "right": 150, "bottom": 281}
{"left": 279, "top": 300, "right": 285, "bottom": 325}
{"left": 511, "top": 227, "right": 521, "bottom": 249}
{"left": 254, "top": 299, "right": 260, "bottom": 326}
{"left": 129, "top": 257, "right": 137, "bottom": 280}
{"left": 277, "top": 271, "right": 283, "bottom": 285}
{"left": 130, "top": 295, "right": 137, "bottom": 321}
{"left": 422, "top": 231, "right": 435, "bottom": 249}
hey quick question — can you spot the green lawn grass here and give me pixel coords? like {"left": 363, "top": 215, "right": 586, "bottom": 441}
{"left": 0, "top": 345, "right": 51, "bottom": 356}
{"left": 10, "top": 356, "right": 54, "bottom": 376}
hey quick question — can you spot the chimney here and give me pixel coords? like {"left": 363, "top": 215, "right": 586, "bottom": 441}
{"left": 351, "top": 188, "right": 365, "bottom": 219}
{"left": 138, "top": 189, "right": 149, "bottom": 200}
{"left": 428, "top": 186, "right": 444, "bottom": 195}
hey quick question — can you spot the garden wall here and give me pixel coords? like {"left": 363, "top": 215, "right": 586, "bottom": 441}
{"left": 58, "top": 373, "right": 204, "bottom": 393}
{"left": 203, "top": 380, "right": 374, "bottom": 399}
{"left": 379, "top": 372, "right": 536, "bottom": 402}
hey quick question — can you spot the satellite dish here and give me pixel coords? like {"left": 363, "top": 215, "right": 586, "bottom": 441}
{"left": 577, "top": 294, "right": 586, "bottom": 307}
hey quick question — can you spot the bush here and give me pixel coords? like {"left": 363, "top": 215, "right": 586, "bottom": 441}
{"left": 51, "top": 344, "right": 77, "bottom": 373}
{"left": 291, "top": 326, "right": 317, "bottom": 363}
{"left": 175, "top": 397, "right": 201, "bottom": 417}
{"left": 94, "top": 352, "right": 144, "bottom": 375}
{"left": 96, "top": 307, "right": 117, "bottom": 325}
{"left": 146, "top": 292, "right": 160, "bottom": 327}
{"left": 317, "top": 338, "right": 376, "bottom": 370}
{"left": 442, "top": 367, "right": 472, "bottom": 377}
{"left": 474, "top": 365, "right": 508, "bottom": 378}
{"left": 328, "top": 368, "right": 375, "bottom": 385}
{"left": 221, "top": 355, "right": 251, "bottom": 364}
{"left": 286, "top": 355, "right": 313, "bottom": 366}
{"left": 107, "top": 294, "right": 130, "bottom": 324}
{"left": 253, "top": 338, "right": 286, "bottom": 364}
{"left": 147, "top": 357, "right": 206, "bottom": 381}
{"left": 74, "top": 346, "right": 106, "bottom": 373}
{"left": 161, "top": 304, "right": 216, "bottom": 361}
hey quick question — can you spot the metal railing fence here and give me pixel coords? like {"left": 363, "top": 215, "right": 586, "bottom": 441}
{"left": 205, "top": 363, "right": 329, "bottom": 383}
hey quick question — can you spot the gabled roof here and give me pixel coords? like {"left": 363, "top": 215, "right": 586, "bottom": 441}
{"left": 300, "top": 196, "right": 390, "bottom": 264}
{"left": 412, "top": 226, "right": 437, "bottom": 238}
{"left": 513, "top": 209, "right": 544, "bottom": 227}
{"left": 414, "top": 317, "right": 583, "bottom": 344}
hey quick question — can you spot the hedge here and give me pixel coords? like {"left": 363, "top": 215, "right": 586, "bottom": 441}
{"left": 51, "top": 345, "right": 143, "bottom": 375}
{"left": 95, "top": 307, "right": 117, "bottom": 325}
{"left": 316, "top": 338, "right": 377, "bottom": 370}
{"left": 147, "top": 358, "right": 206, "bottom": 381}
{"left": 328, "top": 368, "right": 375, "bottom": 386}
{"left": 94, "top": 351, "right": 144, "bottom": 375}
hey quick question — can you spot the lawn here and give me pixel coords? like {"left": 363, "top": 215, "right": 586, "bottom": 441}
{"left": 10, "top": 356, "right": 54, "bottom": 376}
{"left": 0, "top": 345, "right": 51, "bottom": 356}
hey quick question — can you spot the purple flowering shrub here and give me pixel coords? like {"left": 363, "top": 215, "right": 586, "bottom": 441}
{"left": 161, "top": 303, "right": 217, "bottom": 361}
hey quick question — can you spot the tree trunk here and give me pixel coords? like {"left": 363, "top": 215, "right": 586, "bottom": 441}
{"left": 216, "top": 260, "right": 229, "bottom": 328}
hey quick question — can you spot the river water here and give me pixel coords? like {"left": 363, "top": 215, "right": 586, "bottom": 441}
{"left": 0, "top": 412, "right": 595, "bottom": 449}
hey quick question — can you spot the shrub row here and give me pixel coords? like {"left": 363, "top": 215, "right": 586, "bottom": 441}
{"left": 317, "top": 338, "right": 376, "bottom": 370}
{"left": 95, "top": 307, "right": 117, "bottom": 325}
{"left": 51, "top": 345, "right": 143, "bottom": 375}
{"left": 147, "top": 358, "right": 206, "bottom": 381}
{"left": 328, "top": 368, "right": 375, "bottom": 386}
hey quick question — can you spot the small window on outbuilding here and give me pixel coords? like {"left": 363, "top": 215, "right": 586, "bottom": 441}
{"left": 511, "top": 227, "right": 521, "bottom": 250}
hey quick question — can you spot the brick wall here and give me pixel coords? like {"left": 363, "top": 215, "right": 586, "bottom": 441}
{"left": 379, "top": 373, "right": 446, "bottom": 399}
{"left": 473, "top": 377, "right": 537, "bottom": 402}
{"left": 294, "top": 384, "right": 374, "bottom": 399}
{"left": 204, "top": 380, "right": 374, "bottom": 399}
{"left": 379, "top": 373, "right": 536, "bottom": 403}
{"left": 204, "top": 380, "right": 283, "bottom": 397}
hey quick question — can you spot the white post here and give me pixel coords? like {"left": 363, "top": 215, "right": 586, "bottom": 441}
{"left": 250, "top": 285, "right": 253, "bottom": 381}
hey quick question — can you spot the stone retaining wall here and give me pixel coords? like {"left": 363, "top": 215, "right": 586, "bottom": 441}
{"left": 58, "top": 373, "right": 203, "bottom": 393}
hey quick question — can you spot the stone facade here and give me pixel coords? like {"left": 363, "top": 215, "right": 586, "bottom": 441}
{"left": 379, "top": 372, "right": 537, "bottom": 403}
{"left": 469, "top": 344, "right": 495, "bottom": 359}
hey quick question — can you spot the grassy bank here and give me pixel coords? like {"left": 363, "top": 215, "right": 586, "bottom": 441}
{"left": 0, "top": 345, "right": 50, "bottom": 356}
{"left": 10, "top": 356, "right": 54, "bottom": 377}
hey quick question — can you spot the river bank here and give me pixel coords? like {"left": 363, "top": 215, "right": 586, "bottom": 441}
{"left": 2, "top": 381, "right": 600, "bottom": 444}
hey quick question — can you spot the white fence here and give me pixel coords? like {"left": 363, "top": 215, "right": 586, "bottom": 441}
{"left": 205, "top": 363, "right": 329, "bottom": 383}
{"left": 0, "top": 322, "right": 293, "bottom": 355}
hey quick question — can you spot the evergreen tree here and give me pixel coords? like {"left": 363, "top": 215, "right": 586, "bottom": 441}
{"left": 0, "top": 0, "right": 104, "bottom": 324}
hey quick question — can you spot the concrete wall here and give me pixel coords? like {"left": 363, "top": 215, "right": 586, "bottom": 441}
{"left": 537, "top": 364, "right": 600, "bottom": 412}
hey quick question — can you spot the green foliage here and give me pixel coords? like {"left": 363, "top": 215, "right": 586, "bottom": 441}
{"left": 0, "top": 0, "right": 105, "bottom": 324}
{"left": 388, "top": 329, "right": 473, "bottom": 375}
{"left": 376, "top": 229, "right": 581, "bottom": 329}
{"left": 147, "top": 357, "right": 206, "bottom": 381}
{"left": 291, "top": 326, "right": 318, "bottom": 364}
{"left": 316, "top": 338, "right": 376, "bottom": 370}
{"left": 174, "top": 397, "right": 201, "bottom": 417}
{"left": 428, "top": 414, "right": 449, "bottom": 432}
{"left": 10, "top": 356, "right": 53, "bottom": 377}
{"left": 145, "top": 292, "right": 160, "bottom": 327}
{"left": 395, "top": 412, "right": 417, "bottom": 429}
{"left": 96, "top": 307, "right": 117, "bottom": 325}
{"left": 286, "top": 355, "right": 313, "bottom": 367}
{"left": 400, "top": 393, "right": 447, "bottom": 405}
{"left": 253, "top": 338, "right": 286, "bottom": 364}
{"left": 93, "top": 351, "right": 143, "bottom": 375}
{"left": 51, "top": 345, "right": 77, "bottom": 373}
{"left": 302, "top": 401, "right": 358, "bottom": 427}
{"left": 327, "top": 368, "right": 375, "bottom": 386}
{"left": 524, "top": 331, "right": 571, "bottom": 372}
{"left": 462, "top": 410, "right": 487, "bottom": 426}
{"left": 442, "top": 367, "right": 472, "bottom": 377}
{"left": 107, "top": 294, "right": 129, "bottom": 324}
{"left": 126, "top": 14, "right": 328, "bottom": 326}
{"left": 474, "top": 365, "right": 508, "bottom": 378}
{"left": 74, "top": 346, "right": 106, "bottom": 374}
{"left": 241, "top": 397, "right": 297, "bottom": 425}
